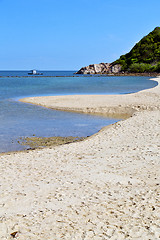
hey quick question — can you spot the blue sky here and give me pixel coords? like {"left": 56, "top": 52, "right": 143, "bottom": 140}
{"left": 0, "top": 0, "right": 160, "bottom": 70}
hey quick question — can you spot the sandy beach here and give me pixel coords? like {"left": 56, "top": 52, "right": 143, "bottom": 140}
{"left": 0, "top": 77, "right": 160, "bottom": 239}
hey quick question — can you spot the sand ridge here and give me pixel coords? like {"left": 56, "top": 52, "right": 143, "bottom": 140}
{"left": 0, "top": 77, "right": 160, "bottom": 239}
{"left": 20, "top": 77, "right": 159, "bottom": 118}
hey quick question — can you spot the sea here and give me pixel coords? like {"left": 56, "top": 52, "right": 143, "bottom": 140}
{"left": 0, "top": 70, "right": 158, "bottom": 153}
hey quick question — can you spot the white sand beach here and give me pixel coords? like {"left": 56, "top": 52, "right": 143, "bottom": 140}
{"left": 0, "top": 77, "right": 160, "bottom": 239}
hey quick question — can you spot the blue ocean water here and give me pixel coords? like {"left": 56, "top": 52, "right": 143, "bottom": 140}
{"left": 0, "top": 70, "right": 75, "bottom": 77}
{"left": 0, "top": 71, "right": 158, "bottom": 153}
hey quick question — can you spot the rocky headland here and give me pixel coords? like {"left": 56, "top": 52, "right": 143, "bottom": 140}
{"left": 76, "top": 27, "right": 160, "bottom": 75}
{"left": 76, "top": 63, "right": 122, "bottom": 75}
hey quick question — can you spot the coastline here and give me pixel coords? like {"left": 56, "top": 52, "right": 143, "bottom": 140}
{"left": 0, "top": 72, "right": 159, "bottom": 78}
{"left": 19, "top": 77, "right": 159, "bottom": 119}
{"left": 0, "top": 77, "right": 160, "bottom": 239}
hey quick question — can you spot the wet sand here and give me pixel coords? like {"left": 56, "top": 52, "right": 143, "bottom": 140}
{"left": 0, "top": 77, "right": 160, "bottom": 239}
{"left": 18, "top": 136, "right": 85, "bottom": 150}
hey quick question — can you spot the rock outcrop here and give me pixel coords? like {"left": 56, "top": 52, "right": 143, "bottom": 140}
{"left": 75, "top": 63, "right": 122, "bottom": 75}
{"left": 111, "top": 64, "right": 122, "bottom": 74}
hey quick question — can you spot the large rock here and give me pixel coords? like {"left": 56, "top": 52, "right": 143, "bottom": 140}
{"left": 75, "top": 63, "right": 121, "bottom": 74}
{"left": 111, "top": 64, "right": 122, "bottom": 73}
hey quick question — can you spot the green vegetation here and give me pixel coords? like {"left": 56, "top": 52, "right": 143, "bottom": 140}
{"left": 114, "top": 27, "right": 160, "bottom": 73}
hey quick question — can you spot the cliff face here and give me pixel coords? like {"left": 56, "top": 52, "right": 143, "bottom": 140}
{"left": 76, "top": 63, "right": 122, "bottom": 74}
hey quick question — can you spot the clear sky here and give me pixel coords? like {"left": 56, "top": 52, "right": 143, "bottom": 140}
{"left": 0, "top": 0, "right": 160, "bottom": 70}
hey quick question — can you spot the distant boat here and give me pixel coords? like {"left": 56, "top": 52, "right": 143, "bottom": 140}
{"left": 28, "top": 69, "right": 43, "bottom": 75}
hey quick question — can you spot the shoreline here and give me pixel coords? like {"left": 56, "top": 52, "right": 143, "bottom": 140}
{"left": 19, "top": 77, "right": 159, "bottom": 119}
{"left": 0, "top": 73, "right": 160, "bottom": 78}
{"left": 0, "top": 77, "right": 160, "bottom": 239}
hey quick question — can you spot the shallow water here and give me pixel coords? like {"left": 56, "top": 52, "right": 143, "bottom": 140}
{"left": 0, "top": 101, "right": 119, "bottom": 152}
{"left": 0, "top": 72, "right": 157, "bottom": 152}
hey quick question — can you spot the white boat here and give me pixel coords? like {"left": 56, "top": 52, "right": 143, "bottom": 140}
{"left": 28, "top": 69, "right": 43, "bottom": 75}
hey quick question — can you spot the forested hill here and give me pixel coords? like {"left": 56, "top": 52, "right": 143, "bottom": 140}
{"left": 76, "top": 27, "right": 160, "bottom": 74}
{"left": 114, "top": 27, "right": 160, "bottom": 73}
